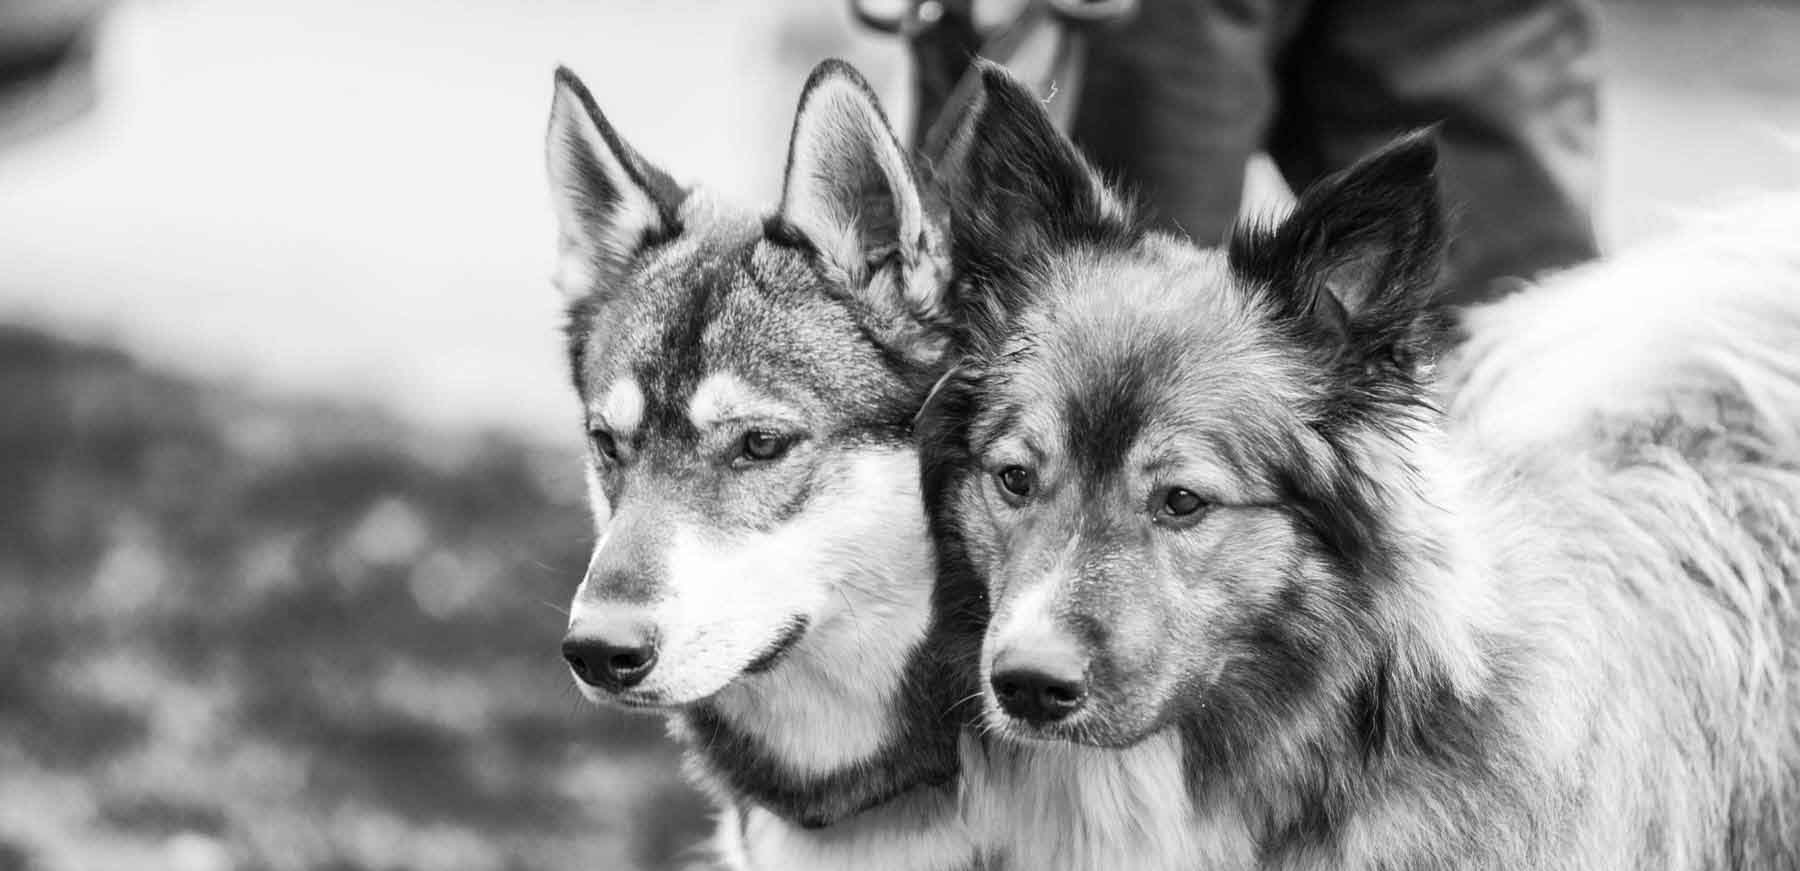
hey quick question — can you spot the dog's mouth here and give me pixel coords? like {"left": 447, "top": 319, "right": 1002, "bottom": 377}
{"left": 988, "top": 708, "right": 1083, "bottom": 744}
{"left": 742, "top": 615, "right": 810, "bottom": 675}
{"left": 609, "top": 690, "right": 671, "bottom": 709}
{"left": 984, "top": 696, "right": 1157, "bottom": 749}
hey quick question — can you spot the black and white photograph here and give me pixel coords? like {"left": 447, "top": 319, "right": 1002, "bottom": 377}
{"left": 2, "top": 0, "right": 1798, "bottom": 868}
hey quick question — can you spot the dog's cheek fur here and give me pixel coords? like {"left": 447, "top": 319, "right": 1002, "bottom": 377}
{"left": 1179, "top": 526, "right": 1342, "bottom": 749}
{"left": 1072, "top": 509, "right": 1315, "bottom": 747}
{"left": 946, "top": 475, "right": 1006, "bottom": 590}
{"left": 696, "top": 448, "right": 939, "bottom": 773}
{"left": 634, "top": 447, "right": 928, "bottom": 706}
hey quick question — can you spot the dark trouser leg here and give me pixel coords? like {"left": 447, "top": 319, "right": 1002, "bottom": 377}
{"left": 1070, "top": 0, "right": 1306, "bottom": 246}
{"left": 1269, "top": 0, "right": 1603, "bottom": 306}
{"left": 904, "top": 0, "right": 984, "bottom": 151}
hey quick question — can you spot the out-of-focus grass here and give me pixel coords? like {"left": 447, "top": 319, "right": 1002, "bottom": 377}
{"left": 0, "top": 325, "right": 713, "bottom": 871}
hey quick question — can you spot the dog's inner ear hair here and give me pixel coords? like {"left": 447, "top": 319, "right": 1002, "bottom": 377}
{"left": 776, "top": 61, "right": 951, "bottom": 363}
{"left": 545, "top": 67, "right": 686, "bottom": 303}
{"left": 1229, "top": 130, "right": 1446, "bottom": 361}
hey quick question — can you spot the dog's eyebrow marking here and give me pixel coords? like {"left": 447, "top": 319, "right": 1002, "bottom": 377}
{"left": 596, "top": 378, "right": 646, "bottom": 435}
{"left": 983, "top": 435, "right": 1044, "bottom": 471}
{"left": 968, "top": 413, "right": 1013, "bottom": 457}
{"left": 1130, "top": 421, "right": 1278, "bottom": 504}
{"left": 688, "top": 371, "right": 802, "bottom": 429}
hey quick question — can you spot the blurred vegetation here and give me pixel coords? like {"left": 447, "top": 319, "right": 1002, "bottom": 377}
{"left": 0, "top": 326, "right": 713, "bottom": 871}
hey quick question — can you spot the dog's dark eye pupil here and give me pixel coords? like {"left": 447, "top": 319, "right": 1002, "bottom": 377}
{"left": 998, "top": 466, "right": 1034, "bottom": 497}
{"left": 1164, "top": 488, "right": 1205, "bottom": 517}
{"left": 742, "top": 431, "right": 786, "bottom": 461}
{"left": 591, "top": 430, "right": 618, "bottom": 461}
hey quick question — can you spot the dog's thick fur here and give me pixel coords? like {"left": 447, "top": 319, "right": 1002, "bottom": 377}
{"left": 545, "top": 62, "right": 988, "bottom": 870}
{"left": 922, "top": 64, "right": 1800, "bottom": 870}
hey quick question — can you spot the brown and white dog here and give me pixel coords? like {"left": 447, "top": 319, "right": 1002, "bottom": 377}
{"left": 922, "top": 62, "right": 1800, "bottom": 871}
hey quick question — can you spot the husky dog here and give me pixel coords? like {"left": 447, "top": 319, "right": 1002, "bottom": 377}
{"left": 544, "top": 61, "right": 984, "bottom": 869}
{"left": 922, "top": 63, "right": 1800, "bottom": 870}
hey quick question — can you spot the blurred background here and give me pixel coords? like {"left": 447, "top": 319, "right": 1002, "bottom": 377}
{"left": 0, "top": 1, "right": 1794, "bottom": 869}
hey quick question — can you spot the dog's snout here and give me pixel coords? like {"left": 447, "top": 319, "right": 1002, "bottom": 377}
{"left": 562, "top": 621, "right": 659, "bottom": 692}
{"left": 991, "top": 643, "right": 1089, "bottom": 724}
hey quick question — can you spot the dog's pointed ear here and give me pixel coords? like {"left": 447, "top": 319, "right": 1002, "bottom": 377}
{"left": 774, "top": 60, "right": 949, "bottom": 360}
{"left": 546, "top": 66, "right": 686, "bottom": 302}
{"left": 1229, "top": 130, "right": 1446, "bottom": 362}
{"left": 938, "top": 61, "right": 1134, "bottom": 272}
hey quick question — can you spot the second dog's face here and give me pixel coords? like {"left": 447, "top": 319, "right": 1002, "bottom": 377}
{"left": 927, "top": 66, "right": 1447, "bottom": 756}
{"left": 951, "top": 244, "right": 1330, "bottom": 747}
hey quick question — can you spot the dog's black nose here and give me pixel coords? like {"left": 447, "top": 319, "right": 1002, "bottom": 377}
{"left": 562, "top": 625, "right": 658, "bottom": 692}
{"left": 991, "top": 651, "right": 1088, "bottom": 724}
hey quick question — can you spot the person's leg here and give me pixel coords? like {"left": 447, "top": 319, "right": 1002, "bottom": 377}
{"left": 1270, "top": 0, "right": 1602, "bottom": 306}
{"left": 1071, "top": 0, "right": 1308, "bottom": 245}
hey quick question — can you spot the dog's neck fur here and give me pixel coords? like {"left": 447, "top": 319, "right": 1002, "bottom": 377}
{"left": 673, "top": 499, "right": 969, "bottom": 830}
{"left": 1187, "top": 415, "right": 1526, "bottom": 860}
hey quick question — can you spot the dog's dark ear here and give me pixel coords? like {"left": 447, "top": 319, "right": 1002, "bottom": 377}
{"left": 775, "top": 60, "right": 949, "bottom": 362}
{"left": 938, "top": 61, "right": 1134, "bottom": 274}
{"left": 1229, "top": 131, "right": 1445, "bottom": 361}
{"left": 914, "top": 362, "right": 984, "bottom": 493}
{"left": 546, "top": 67, "right": 685, "bottom": 302}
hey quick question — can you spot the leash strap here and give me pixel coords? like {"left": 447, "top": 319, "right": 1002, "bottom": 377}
{"left": 855, "top": 0, "right": 1137, "bottom": 160}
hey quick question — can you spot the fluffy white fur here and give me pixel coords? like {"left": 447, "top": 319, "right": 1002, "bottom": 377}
{"left": 961, "top": 732, "right": 1219, "bottom": 871}
{"left": 717, "top": 791, "right": 975, "bottom": 871}
{"left": 686, "top": 447, "right": 964, "bottom": 871}
{"left": 1447, "top": 193, "right": 1800, "bottom": 451}
{"left": 686, "top": 372, "right": 802, "bottom": 432}
{"left": 702, "top": 451, "right": 939, "bottom": 774}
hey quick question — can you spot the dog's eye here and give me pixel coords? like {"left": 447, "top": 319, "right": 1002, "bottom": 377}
{"left": 591, "top": 430, "right": 620, "bottom": 462}
{"left": 739, "top": 430, "right": 792, "bottom": 463}
{"left": 996, "top": 466, "right": 1036, "bottom": 499}
{"left": 1157, "top": 488, "right": 1209, "bottom": 521}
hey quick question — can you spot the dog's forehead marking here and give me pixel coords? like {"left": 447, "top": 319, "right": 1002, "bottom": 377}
{"left": 980, "top": 243, "right": 1295, "bottom": 487}
{"left": 688, "top": 371, "right": 803, "bottom": 429}
{"left": 570, "top": 213, "right": 919, "bottom": 447}
{"left": 594, "top": 377, "right": 646, "bottom": 434}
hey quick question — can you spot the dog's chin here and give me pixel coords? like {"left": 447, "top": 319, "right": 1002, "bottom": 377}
{"left": 571, "top": 680, "right": 670, "bottom": 709}
{"left": 982, "top": 702, "right": 1150, "bottom": 749}
{"left": 574, "top": 676, "right": 722, "bottom": 711}
{"left": 983, "top": 704, "right": 1084, "bottom": 746}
